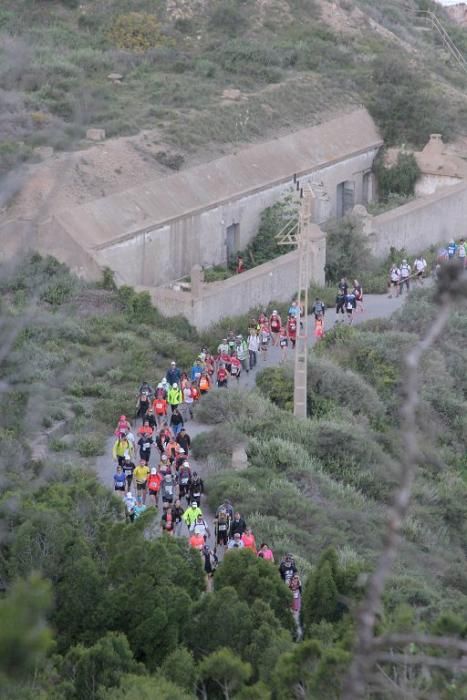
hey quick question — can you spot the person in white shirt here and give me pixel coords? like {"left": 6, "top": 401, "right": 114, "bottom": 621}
{"left": 388, "top": 265, "right": 400, "bottom": 299}
{"left": 414, "top": 256, "right": 427, "bottom": 286}
{"left": 247, "top": 332, "right": 259, "bottom": 370}
{"left": 399, "top": 259, "right": 411, "bottom": 294}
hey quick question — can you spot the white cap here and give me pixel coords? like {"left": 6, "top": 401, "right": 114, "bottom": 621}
{"left": 273, "top": 310, "right": 277, "bottom": 314}
{"left": 172, "top": 383, "right": 178, "bottom": 388}
{"left": 171, "top": 361, "right": 176, "bottom": 366}
{"left": 151, "top": 468, "right": 157, "bottom": 474}
{"left": 126, "top": 492, "right": 132, "bottom": 498}
{"left": 178, "top": 448, "right": 185, "bottom": 453}
{"left": 183, "top": 461, "right": 189, "bottom": 467}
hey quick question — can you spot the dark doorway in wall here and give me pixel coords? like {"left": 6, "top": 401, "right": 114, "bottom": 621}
{"left": 226, "top": 223, "right": 240, "bottom": 264}
{"left": 336, "top": 180, "right": 355, "bottom": 218}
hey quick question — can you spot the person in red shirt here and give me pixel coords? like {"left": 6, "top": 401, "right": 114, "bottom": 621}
{"left": 217, "top": 364, "right": 228, "bottom": 388}
{"left": 199, "top": 373, "right": 211, "bottom": 395}
{"left": 269, "top": 310, "right": 282, "bottom": 347}
{"left": 147, "top": 467, "right": 162, "bottom": 506}
{"left": 229, "top": 352, "right": 242, "bottom": 382}
{"left": 287, "top": 314, "right": 297, "bottom": 349}
{"left": 152, "top": 396, "right": 168, "bottom": 428}
{"left": 137, "top": 419, "right": 154, "bottom": 439}
{"left": 189, "top": 532, "right": 205, "bottom": 550}
{"left": 236, "top": 255, "right": 245, "bottom": 274}
{"left": 241, "top": 528, "right": 257, "bottom": 554}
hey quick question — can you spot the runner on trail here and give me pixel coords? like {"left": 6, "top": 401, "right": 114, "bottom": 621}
{"left": 137, "top": 432, "right": 153, "bottom": 464}
{"left": 458, "top": 238, "right": 466, "bottom": 267}
{"left": 168, "top": 383, "right": 183, "bottom": 413}
{"left": 447, "top": 240, "right": 457, "bottom": 259}
{"left": 217, "top": 363, "right": 229, "bottom": 388}
{"left": 247, "top": 330, "right": 259, "bottom": 369}
{"left": 258, "top": 543, "right": 274, "bottom": 562}
{"left": 170, "top": 407, "right": 184, "bottom": 437}
{"left": 259, "top": 322, "right": 270, "bottom": 361}
{"left": 147, "top": 467, "right": 162, "bottom": 507}
{"left": 124, "top": 492, "right": 136, "bottom": 523}
{"left": 193, "top": 514, "right": 211, "bottom": 540}
{"left": 153, "top": 394, "right": 168, "bottom": 427}
{"left": 178, "top": 461, "right": 192, "bottom": 500}
{"left": 216, "top": 499, "right": 234, "bottom": 519}
{"left": 113, "top": 464, "right": 126, "bottom": 494}
{"left": 218, "top": 338, "right": 229, "bottom": 356}
{"left": 335, "top": 287, "right": 345, "bottom": 322}
{"left": 353, "top": 280, "right": 364, "bottom": 312}
{"left": 145, "top": 407, "right": 157, "bottom": 433}
{"left": 338, "top": 277, "right": 348, "bottom": 296}
{"left": 399, "top": 259, "right": 411, "bottom": 294}
{"left": 112, "top": 434, "right": 133, "bottom": 466}
{"left": 199, "top": 372, "right": 211, "bottom": 395}
{"left": 228, "top": 532, "right": 244, "bottom": 549}
{"left": 235, "top": 335, "right": 249, "bottom": 374}
{"left": 137, "top": 419, "right": 153, "bottom": 439}
{"left": 161, "top": 472, "right": 175, "bottom": 505}
{"left": 136, "top": 384, "right": 152, "bottom": 422}
{"left": 241, "top": 528, "right": 257, "bottom": 553}
{"left": 134, "top": 495, "right": 147, "bottom": 519}
{"left": 183, "top": 501, "right": 203, "bottom": 532}
{"left": 166, "top": 361, "right": 181, "bottom": 386}
{"left": 289, "top": 573, "right": 302, "bottom": 619}
{"left": 279, "top": 325, "right": 288, "bottom": 364}
{"left": 172, "top": 499, "right": 185, "bottom": 536}
{"left": 388, "top": 264, "right": 401, "bottom": 298}
{"left": 214, "top": 507, "right": 231, "bottom": 548}
{"left": 133, "top": 461, "right": 150, "bottom": 503}
{"left": 189, "top": 532, "right": 205, "bottom": 550}
{"left": 182, "top": 382, "right": 195, "bottom": 420}
{"left": 114, "top": 415, "right": 131, "bottom": 436}
{"left": 191, "top": 358, "right": 204, "bottom": 385}
{"left": 287, "top": 314, "right": 297, "bottom": 349}
{"left": 314, "top": 316, "right": 324, "bottom": 340}
{"left": 229, "top": 352, "right": 242, "bottom": 382}
{"left": 230, "top": 512, "right": 247, "bottom": 538}
{"left": 288, "top": 300, "right": 301, "bottom": 320}
{"left": 161, "top": 503, "right": 174, "bottom": 535}
{"left": 279, "top": 554, "right": 297, "bottom": 584}
{"left": 176, "top": 427, "right": 191, "bottom": 455}
{"left": 269, "top": 310, "right": 282, "bottom": 347}
{"left": 344, "top": 290, "right": 357, "bottom": 325}
{"left": 202, "top": 544, "right": 218, "bottom": 591}
{"left": 189, "top": 471, "right": 204, "bottom": 506}
{"left": 156, "top": 427, "right": 170, "bottom": 456}
{"left": 311, "top": 297, "right": 325, "bottom": 321}
{"left": 122, "top": 455, "right": 135, "bottom": 491}
{"left": 414, "top": 256, "right": 427, "bottom": 286}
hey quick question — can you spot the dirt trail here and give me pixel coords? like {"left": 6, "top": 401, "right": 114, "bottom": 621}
{"left": 94, "top": 290, "right": 410, "bottom": 547}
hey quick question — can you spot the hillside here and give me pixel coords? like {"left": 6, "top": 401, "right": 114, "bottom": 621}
{"left": 1, "top": 0, "right": 467, "bottom": 196}
{"left": 0, "top": 255, "right": 466, "bottom": 698}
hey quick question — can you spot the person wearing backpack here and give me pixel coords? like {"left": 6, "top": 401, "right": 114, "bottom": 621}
{"left": 247, "top": 331, "right": 259, "bottom": 369}
{"left": 229, "top": 352, "right": 242, "bottom": 382}
{"left": 311, "top": 298, "right": 325, "bottom": 321}
{"left": 399, "top": 259, "right": 411, "bottom": 294}
{"left": 189, "top": 472, "right": 204, "bottom": 507}
{"left": 214, "top": 508, "right": 231, "bottom": 547}
{"left": 178, "top": 461, "right": 192, "bottom": 500}
{"left": 183, "top": 501, "right": 203, "bottom": 532}
{"left": 171, "top": 499, "right": 185, "bottom": 537}
{"left": 217, "top": 364, "right": 229, "bottom": 388}
{"left": 344, "top": 291, "right": 356, "bottom": 325}
{"left": 147, "top": 467, "right": 162, "bottom": 507}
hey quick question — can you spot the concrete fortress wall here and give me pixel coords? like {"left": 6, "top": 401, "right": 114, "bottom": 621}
{"left": 366, "top": 182, "right": 467, "bottom": 257}
{"left": 137, "top": 228, "right": 326, "bottom": 330}
{"left": 93, "top": 148, "right": 378, "bottom": 288}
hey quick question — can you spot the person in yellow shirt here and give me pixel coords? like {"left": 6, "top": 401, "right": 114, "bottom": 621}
{"left": 112, "top": 434, "right": 134, "bottom": 466}
{"left": 182, "top": 501, "right": 203, "bottom": 532}
{"left": 133, "top": 461, "right": 150, "bottom": 503}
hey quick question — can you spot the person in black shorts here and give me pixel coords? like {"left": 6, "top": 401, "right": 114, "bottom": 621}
{"left": 335, "top": 288, "right": 345, "bottom": 322}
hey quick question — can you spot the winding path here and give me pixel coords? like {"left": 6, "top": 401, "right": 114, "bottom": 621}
{"left": 95, "top": 291, "right": 408, "bottom": 543}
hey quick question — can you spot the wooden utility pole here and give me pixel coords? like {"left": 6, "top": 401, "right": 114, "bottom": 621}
{"left": 277, "top": 183, "right": 315, "bottom": 418}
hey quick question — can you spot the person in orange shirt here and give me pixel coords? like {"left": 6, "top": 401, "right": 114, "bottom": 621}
{"left": 199, "top": 373, "right": 210, "bottom": 395}
{"left": 189, "top": 532, "right": 205, "bottom": 550}
{"left": 153, "top": 396, "right": 168, "bottom": 428}
{"left": 137, "top": 419, "right": 154, "bottom": 439}
{"left": 241, "top": 528, "right": 257, "bottom": 554}
{"left": 147, "top": 467, "right": 162, "bottom": 506}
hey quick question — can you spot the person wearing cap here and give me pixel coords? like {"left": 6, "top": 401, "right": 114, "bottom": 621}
{"left": 169, "top": 406, "right": 184, "bottom": 437}
{"left": 176, "top": 427, "right": 191, "bottom": 455}
{"left": 202, "top": 544, "right": 218, "bottom": 591}
{"left": 279, "top": 554, "right": 297, "bottom": 583}
{"left": 189, "top": 531, "right": 205, "bottom": 550}
{"left": 229, "top": 351, "right": 242, "bottom": 382}
{"left": 269, "top": 310, "right": 282, "bottom": 347}
{"left": 124, "top": 492, "right": 136, "bottom": 522}
{"left": 227, "top": 532, "right": 245, "bottom": 549}
{"left": 178, "top": 460, "right": 192, "bottom": 500}
{"left": 166, "top": 362, "right": 181, "bottom": 387}
{"left": 167, "top": 383, "right": 183, "bottom": 414}
{"left": 147, "top": 467, "right": 162, "bottom": 506}
{"left": 217, "top": 338, "right": 229, "bottom": 356}
{"left": 113, "top": 464, "right": 126, "bottom": 494}
{"left": 182, "top": 501, "right": 203, "bottom": 532}
{"left": 122, "top": 454, "right": 136, "bottom": 491}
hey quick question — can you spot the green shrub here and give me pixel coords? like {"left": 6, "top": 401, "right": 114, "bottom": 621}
{"left": 376, "top": 152, "right": 420, "bottom": 200}
{"left": 209, "top": 2, "right": 248, "bottom": 34}
{"left": 324, "top": 215, "right": 375, "bottom": 285}
{"left": 109, "top": 13, "right": 161, "bottom": 52}
{"left": 76, "top": 434, "right": 106, "bottom": 457}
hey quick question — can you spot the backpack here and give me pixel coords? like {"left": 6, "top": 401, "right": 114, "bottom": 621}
{"left": 217, "top": 510, "right": 229, "bottom": 531}
{"left": 346, "top": 298, "right": 354, "bottom": 310}
{"left": 314, "top": 301, "right": 323, "bottom": 314}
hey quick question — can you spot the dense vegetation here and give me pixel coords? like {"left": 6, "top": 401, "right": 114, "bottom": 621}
{"left": 1, "top": 0, "right": 467, "bottom": 175}
{"left": 1, "top": 255, "right": 466, "bottom": 697}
